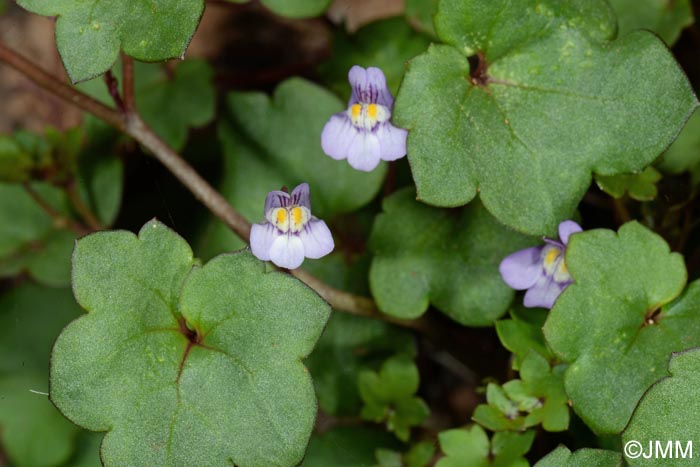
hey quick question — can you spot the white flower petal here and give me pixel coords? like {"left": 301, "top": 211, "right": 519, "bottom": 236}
{"left": 269, "top": 234, "right": 305, "bottom": 269}
{"left": 300, "top": 219, "right": 334, "bottom": 259}
{"left": 347, "top": 131, "right": 381, "bottom": 172}
{"left": 250, "top": 223, "right": 278, "bottom": 261}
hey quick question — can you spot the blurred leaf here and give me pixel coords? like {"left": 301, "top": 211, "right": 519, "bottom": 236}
{"left": 369, "top": 188, "right": 537, "bottom": 326}
{"left": 135, "top": 60, "right": 215, "bottom": 151}
{"left": 78, "top": 59, "right": 216, "bottom": 151}
{"left": 543, "top": 222, "right": 700, "bottom": 434}
{"left": 534, "top": 446, "right": 622, "bottom": 467}
{"left": 359, "top": 354, "right": 429, "bottom": 441}
{"left": 394, "top": 0, "right": 698, "bottom": 235}
{"left": 623, "top": 348, "right": 700, "bottom": 467}
{"left": 0, "top": 135, "right": 33, "bottom": 183}
{"left": 307, "top": 312, "right": 415, "bottom": 416}
{"left": 473, "top": 353, "right": 569, "bottom": 432}
{"left": 405, "top": 0, "right": 439, "bottom": 37}
{"left": 50, "top": 220, "right": 330, "bottom": 466}
{"left": 260, "top": 0, "right": 331, "bottom": 18}
{"left": 300, "top": 427, "right": 399, "bottom": 467}
{"left": 595, "top": 166, "right": 662, "bottom": 201}
{"left": 609, "top": 0, "right": 693, "bottom": 46}
{"left": 199, "top": 78, "right": 386, "bottom": 256}
{"left": 375, "top": 449, "right": 404, "bottom": 467}
{"left": 0, "top": 183, "right": 74, "bottom": 287}
{"left": 318, "top": 18, "right": 430, "bottom": 99}
{"left": 0, "top": 284, "right": 83, "bottom": 467}
{"left": 495, "top": 307, "right": 552, "bottom": 370}
{"left": 15, "top": 0, "right": 204, "bottom": 82}
{"left": 658, "top": 108, "right": 700, "bottom": 174}
{"left": 65, "top": 432, "right": 103, "bottom": 467}
{"left": 435, "top": 426, "right": 534, "bottom": 467}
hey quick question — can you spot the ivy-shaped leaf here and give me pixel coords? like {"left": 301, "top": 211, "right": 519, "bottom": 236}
{"left": 369, "top": 188, "right": 537, "bottom": 326}
{"left": 534, "top": 446, "right": 623, "bottom": 467}
{"left": 0, "top": 284, "right": 83, "bottom": 467}
{"left": 394, "top": 0, "right": 698, "bottom": 235}
{"left": 16, "top": 0, "right": 205, "bottom": 82}
{"left": 359, "top": 354, "right": 429, "bottom": 441}
{"left": 50, "top": 220, "right": 330, "bottom": 467}
{"left": 473, "top": 352, "right": 569, "bottom": 432}
{"left": 495, "top": 307, "right": 552, "bottom": 370}
{"left": 622, "top": 347, "right": 700, "bottom": 466}
{"left": 543, "top": 222, "right": 700, "bottom": 434}
{"left": 199, "top": 78, "right": 386, "bottom": 256}
{"left": 435, "top": 426, "right": 534, "bottom": 467}
{"left": 374, "top": 440, "right": 436, "bottom": 467}
{"left": 658, "top": 108, "right": 700, "bottom": 174}
{"left": 300, "top": 427, "right": 399, "bottom": 467}
{"left": 595, "top": 167, "right": 662, "bottom": 201}
{"left": 318, "top": 18, "right": 430, "bottom": 100}
{"left": 609, "top": 0, "right": 693, "bottom": 46}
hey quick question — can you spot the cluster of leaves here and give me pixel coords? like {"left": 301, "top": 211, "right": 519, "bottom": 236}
{"left": 2, "top": 0, "right": 700, "bottom": 466}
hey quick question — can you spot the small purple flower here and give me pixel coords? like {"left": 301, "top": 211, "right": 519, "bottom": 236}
{"left": 250, "top": 183, "right": 334, "bottom": 270}
{"left": 321, "top": 65, "right": 408, "bottom": 172}
{"left": 499, "top": 220, "right": 583, "bottom": 309}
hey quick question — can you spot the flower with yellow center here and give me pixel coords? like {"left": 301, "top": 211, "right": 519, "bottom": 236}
{"left": 499, "top": 220, "right": 581, "bottom": 309}
{"left": 250, "top": 183, "right": 334, "bottom": 270}
{"left": 321, "top": 66, "right": 408, "bottom": 172}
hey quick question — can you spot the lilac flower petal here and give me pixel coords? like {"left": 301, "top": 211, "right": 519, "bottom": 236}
{"left": 366, "top": 67, "right": 393, "bottom": 108}
{"left": 558, "top": 220, "right": 583, "bottom": 245}
{"left": 499, "top": 246, "right": 543, "bottom": 290}
{"left": 321, "top": 114, "right": 356, "bottom": 161}
{"left": 269, "top": 234, "right": 305, "bottom": 269}
{"left": 347, "top": 131, "right": 381, "bottom": 172}
{"left": 264, "top": 190, "right": 290, "bottom": 215}
{"left": 348, "top": 65, "right": 367, "bottom": 104}
{"left": 300, "top": 219, "right": 334, "bottom": 259}
{"left": 523, "top": 275, "right": 566, "bottom": 309}
{"left": 376, "top": 123, "right": 407, "bottom": 161}
{"left": 291, "top": 183, "right": 311, "bottom": 210}
{"left": 250, "top": 223, "right": 278, "bottom": 261}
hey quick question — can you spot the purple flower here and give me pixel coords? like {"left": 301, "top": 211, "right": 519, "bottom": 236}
{"left": 250, "top": 183, "right": 334, "bottom": 269}
{"left": 499, "top": 220, "right": 583, "bottom": 309}
{"left": 321, "top": 65, "right": 408, "bottom": 172}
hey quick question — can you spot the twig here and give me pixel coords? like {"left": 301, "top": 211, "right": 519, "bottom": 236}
{"left": 0, "top": 43, "right": 422, "bottom": 332}
{"left": 65, "top": 180, "right": 104, "bottom": 230}
{"left": 122, "top": 54, "right": 135, "bottom": 114}
{"left": 22, "top": 183, "right": 89, "bottom": 235}
{"left": 0, "top": 44, "right": 125, "bottom": 131}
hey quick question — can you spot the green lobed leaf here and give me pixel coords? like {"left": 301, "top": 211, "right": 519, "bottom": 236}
{"left": 359, "top": 354, "right": 429, "bottom": 441}
{"left": 16, "top": 0, "right": 205, "bottom": 82}
{"left": 318, "top": 18, "right": 431, "bottom": 100}
{"left": 609, "top": 0, "right": 694, "bottom": 46}
{"left": 0, "top": 284, "right": 83, "bottom": 467}
{"left": 534, "top": 446, "right": 623, "bottom": 467}
{"left": 369, "top": 188, "right": 537, "bottom": 326}
{"left": 394, "top": 0, "right": 698, "bottom": 235}
{"left": 435, "top": 425, "right": 534, "bottom": 467}
{"left": 495, "top": 307, "right": 553, "bottom": 370}
{"left": 543, "top": 222, "right": 699, "bottom": 434}
{"left": 300, "top": 427, "right": 399, "bottom": 467}
{"left": 595, "top": 166, "right": 662, "bottom": 201}
{"left": 622, "top": 347, "right": 700, "bottom": 467}
{"left": 658, "top": 108, "right": 700, "bottom": 174}
{"left": 50, "top": 220, "right": 331, "bottom": 467}
{"left": 473, "top": 352, "right": 569, "bottom": 433}
{"left": 199, "top": 78, "right": 386, "bottom": 256}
